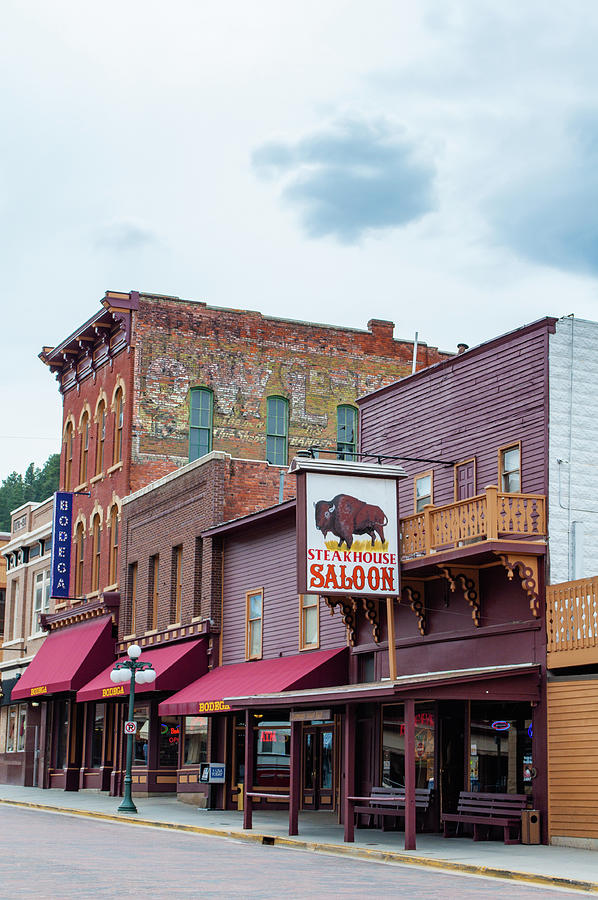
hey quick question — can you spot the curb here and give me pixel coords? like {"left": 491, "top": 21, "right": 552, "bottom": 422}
{"left": 1, "top": 798, "right": 597, "bottom": 894}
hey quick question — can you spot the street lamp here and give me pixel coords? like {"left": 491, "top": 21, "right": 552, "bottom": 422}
{"left": 110, "top": 644, "right": 156, "bottom": 814}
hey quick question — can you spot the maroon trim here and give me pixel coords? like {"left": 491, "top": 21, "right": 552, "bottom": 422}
{"left": 357, "top": 317, "right": 558, "bottom": 406}
{"left": 401, "top": 539, "right": 546, "bottom": 575}
{"left": 202, "top": 500, "right": 296, "bottom": 538}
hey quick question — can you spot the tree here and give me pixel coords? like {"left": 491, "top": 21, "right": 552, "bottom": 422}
{"left": 0, "top": 454, "right": 60, "bottom": 532}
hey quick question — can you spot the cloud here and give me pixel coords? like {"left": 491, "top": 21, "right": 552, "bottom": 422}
{"left": 486, "top": 111, "right": 598, "bottom": 275}
{"left": 94, "top": 221, "right": 159, "bottom": 252}
{"left": 251, "top": 118, "right": 436, "bottom": 243}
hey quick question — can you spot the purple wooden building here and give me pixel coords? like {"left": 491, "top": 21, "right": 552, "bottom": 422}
{"left": 160, "top": 316, "right": 552, "bottom": 846}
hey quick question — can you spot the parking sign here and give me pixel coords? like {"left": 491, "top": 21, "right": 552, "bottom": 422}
{"left": 124, "top": 721, "right": 137, "bottom": 735}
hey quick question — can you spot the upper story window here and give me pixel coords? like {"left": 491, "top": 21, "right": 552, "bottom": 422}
{"left": 79, "top": 411, "right": 89, "bottom": 485}
{"left": 246, "top": 588, "right": 263, "bottom": 660}
{"left": 74, "top": 521, "right": 85, "bottom": 597}
{"left": 172, "top": 546, "right": 183, "bottom": 623}
{"left": 299, "top": 594, "right": 319, "bottom": 651}
{"left": 95, "top": 400, "right": 106, "bottom": 476}
{"left": 499, "top": 442, "right": 521, "bottom": 493}
{"left": 266, "top": 397, "right": 288, "bottom": 466}
{"left": 129, "top": 562, "right": 138, "bottom": 635}
{"left": 64, "top": 421, "right": 74, "bottom": 491}
{"left": 92, "top": 514, "right": 101, "bottom": 592}
{"left": 113, "top": 388, "right": 124, "bottom": 465}
{"left": 109, "top": 505, "right": 119, "bottom": 586}
{"left": 11, "top": 582, "right": 20, "bottom": 640}
{"left": 32, "top": 569, "right": 50, "bottom": 634}
{"left": 336, "top": 405, "right": 358, "bottom": 461}
{"left": 189, "top": 388, "right": 213, "bottom": 461}
{"left": 414, "top": 471, "right": 433, "bottom": 513}
{"left": 150, "top": 555, "right": 159, "bottom": 630}
{"left": 0, "top": 587, "right": 5, "bottom": 637}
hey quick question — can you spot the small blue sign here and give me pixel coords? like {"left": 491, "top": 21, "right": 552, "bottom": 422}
{"left": 50, "top": 492, "right": 73, "bottom": 599}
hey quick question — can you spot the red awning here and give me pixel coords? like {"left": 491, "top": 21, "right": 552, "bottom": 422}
{"left": 158, "top": 647, "right": 348, "bottom": 716}
{"left": 12, "top": 616, "right": 115, "bottom": 701}
{"left": 76, "top": 638, "right": 207, "bottom": 703}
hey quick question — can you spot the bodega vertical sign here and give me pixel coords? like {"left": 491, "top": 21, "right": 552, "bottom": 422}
{"left": 51, "top": 492, "right": 73, "bottom": 599}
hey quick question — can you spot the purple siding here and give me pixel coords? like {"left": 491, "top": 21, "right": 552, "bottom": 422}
{"left": 221, "top": 510, "right": 347, "bottom": 665}
{"left": 359, "top": 319, "right": 553, "bottom": 518}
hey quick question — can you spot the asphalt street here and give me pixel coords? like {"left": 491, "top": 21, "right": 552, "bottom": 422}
{"left": 0, "top": 806, "right": 586, "bottom": 899}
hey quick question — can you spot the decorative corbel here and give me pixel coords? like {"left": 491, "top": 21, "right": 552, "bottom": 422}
{"left": 401, "top": 580, "right": 427, "bottom": 635}
{"left": 362, "top": 596, "right": 381, "bottom": 643}
{"left": 322, "top": 595, "right": 358, "bottom": 645}
{"left": 437, "top": 566, "right": 481, "bottom": 626}
{"left": 497, "top": 554, "right": 540, "bottom": 617}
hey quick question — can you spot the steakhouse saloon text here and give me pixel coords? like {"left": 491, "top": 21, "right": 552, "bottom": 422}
{"left": 307, "top": 548, "right": 398, "bottom": 594}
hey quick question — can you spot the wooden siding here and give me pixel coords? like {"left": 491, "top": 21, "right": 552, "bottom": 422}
{"left": 360, "top": 321, "right": 551, "bottom": 520}
{"left": 547, "top": 680, "right": 598, "bottom": 839}
{"left": 221, "top": 511, "right": 347, "bottom": 665}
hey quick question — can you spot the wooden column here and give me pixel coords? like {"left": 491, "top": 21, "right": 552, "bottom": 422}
{"left": 289, "top": 718, "right": 301, "bottom": 835}
{"left": 386, "top": 597, "right": 397, "bottom": 681}
{"left": 243, "top": 709, "right": 254, "bottom": 830}
{"left": 404, "top": 698, "right": 416, "bottom": 850}
{"left": 486, "top": 485, "right": 498, "bottom": 540}
{"left": 343, "top": 704, "right": 356, "bottom": 842}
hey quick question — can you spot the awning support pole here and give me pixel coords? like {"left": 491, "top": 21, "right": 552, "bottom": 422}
{"left": 386, "top": 596, "right": 397, "bottom": 681}
{"left": 289, "top": 718, "right": 301, "bottom": 835}
{"left": 404, "top": 698, "right": 416, "bottom": 850}
{"left": 243, "top": 709, "right": 254, "bottom": 830}
{"left": 343, "top": 704, "right": 356, "bottom": 842}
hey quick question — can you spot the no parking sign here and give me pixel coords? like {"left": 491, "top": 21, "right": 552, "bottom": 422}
{"left": 124, "top": 721, "right": 137, "bottom": 735}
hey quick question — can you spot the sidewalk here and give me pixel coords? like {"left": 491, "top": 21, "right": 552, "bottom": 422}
{"left": 0, "top": 784, "right": 596, "bottom": 893}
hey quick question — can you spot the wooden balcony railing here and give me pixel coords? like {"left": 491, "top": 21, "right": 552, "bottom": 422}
{"left": 547, "top": 576, "right": 598, "bottom": 667}
{"left": 400, "top": 485, "right": 546, "bottom": 559}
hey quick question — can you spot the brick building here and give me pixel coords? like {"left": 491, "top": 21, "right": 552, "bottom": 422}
{"left": 37, "top": 290, "right": 449, "bottom": 607}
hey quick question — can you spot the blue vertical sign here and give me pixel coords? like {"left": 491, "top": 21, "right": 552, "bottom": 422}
{"left": 51, "top": 492, "right": 73, "bottom": 599}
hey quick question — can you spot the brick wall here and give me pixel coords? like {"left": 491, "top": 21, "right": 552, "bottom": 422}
{"left": 129, "top": 295, "right": 450, "bottom": 490}
{"left": 119, "top": 452, "right": 295, "bottom": 640}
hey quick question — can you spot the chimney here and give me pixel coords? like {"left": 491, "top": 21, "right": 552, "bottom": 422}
{"left": 457, "top": 343, "right": 469, "bottom": 355}
{"left": 367, "top": 319, "right": 395, "bottom": 340}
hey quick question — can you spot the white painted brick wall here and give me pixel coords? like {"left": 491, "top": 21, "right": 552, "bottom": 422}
{"left": 549, "top": 317, "right": 598, "bottom": 583}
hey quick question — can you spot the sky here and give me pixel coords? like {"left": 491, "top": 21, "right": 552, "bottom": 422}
{"left": 1, "top": 0, "right": 598, "bottom": 482}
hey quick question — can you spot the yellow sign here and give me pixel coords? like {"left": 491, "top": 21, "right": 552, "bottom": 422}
{"left": 198, "top": 700, "right": 230, "bottom": 713}
{"left": 31, "top": 686, "right": 47, "bottom": 696}
{"left": 102, "top": 685, "right": 125, "bottom": 698}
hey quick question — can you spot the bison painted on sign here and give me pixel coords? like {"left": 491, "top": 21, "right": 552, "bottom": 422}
{"left": 314, "top": 494, "right": 388, "bottom": 549}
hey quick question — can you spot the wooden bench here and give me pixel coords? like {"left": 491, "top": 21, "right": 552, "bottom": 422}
{"left": 442, "top": 791, "right": 528, "bottom": 844}
{"left": 345, "top": 786, "right": 432, "bottom": 842}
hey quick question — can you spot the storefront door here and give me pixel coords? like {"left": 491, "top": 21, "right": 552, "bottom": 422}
{"left": 302, "top": 724, "right": 335, "bottom": 810}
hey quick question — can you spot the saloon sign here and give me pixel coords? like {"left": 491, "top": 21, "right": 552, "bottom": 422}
{"left": 292, "top": 458, "right": 406, "bottom": 598}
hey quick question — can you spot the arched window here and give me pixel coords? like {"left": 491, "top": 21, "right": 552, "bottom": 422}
{"left": 113, "top": 387, "right": 124, "bottom": 465}
{"left": 64, "top": 421, "right": 74, "bottom": 491}
{"left": 336, "top": 405, "right": 358, "bottom": 460}
{"left": 189, "top": 388, "right": 213, "bottom": 461}
{"left": 79, "top": 411, "right": 89, "bottom": 485}
{"left": 109, "top": 505, "right": 119, "bottom": 586}
{"left": 266, "top": 396, "right": 288, "bottom": 466}
{"left": 92, "top": 514, "right": 101, "bottom": 593}
{"left": 95, "top": 400, "right": 106, "bottom": 476}
{"left": 74, "top": 522, "right": 85, "bottom": 596}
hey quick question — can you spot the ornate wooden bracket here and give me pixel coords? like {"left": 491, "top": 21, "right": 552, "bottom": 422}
{"left": 401, "top": 580, "right": 427, "bottom": 635}
{"left": 497, "top": 554, "right": 540, "bottom": 617}
{"left": 362, "top": 597, "right": 381, "bottom": 643}
{"left": 437, "top": 566, "right": 481, "bottom": 626}
{"left": 322, "top": 595, "right": 359, "bottom": 645}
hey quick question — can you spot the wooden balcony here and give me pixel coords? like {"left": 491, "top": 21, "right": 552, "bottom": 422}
{"left": 547, "top": 576, "right": 598, "bottom": 668}
{"left": 400, "top": 486, "right": 546, "bottom": 560}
